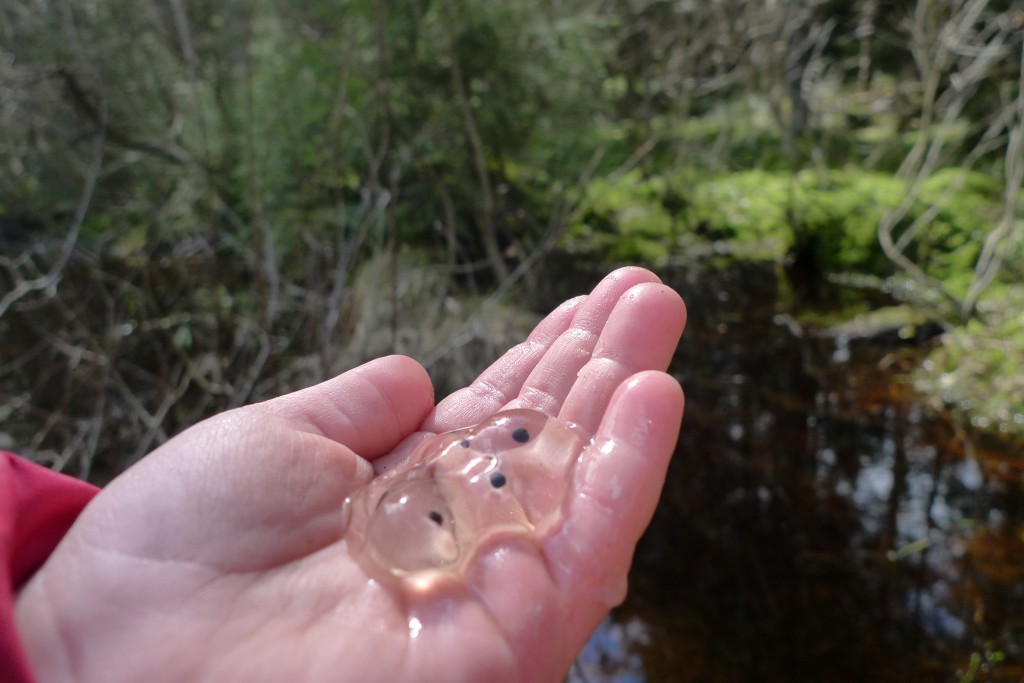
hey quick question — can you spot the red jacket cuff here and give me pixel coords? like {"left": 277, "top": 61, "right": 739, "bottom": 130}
{"left": 0, "top": 452, "right": 100, "bottom": 683}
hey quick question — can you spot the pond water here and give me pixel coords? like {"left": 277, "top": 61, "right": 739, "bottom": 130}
{"left": 540, "top": 260, "right": 1024, "bottom": 683}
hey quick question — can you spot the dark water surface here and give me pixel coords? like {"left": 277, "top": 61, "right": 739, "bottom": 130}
{"left": 542, "top": 261, "right": 1024, "bottom": 683}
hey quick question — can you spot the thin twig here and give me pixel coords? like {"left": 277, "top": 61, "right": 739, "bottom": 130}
{"left": 0, "top": 106, "right": 105, "bottom": 319}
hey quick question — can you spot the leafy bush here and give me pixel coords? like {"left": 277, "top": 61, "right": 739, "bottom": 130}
{"left": 564, "top": 165, "right": 1007, "bottom": 287}
{"left": 565, "top": 170, "right": 675, "bottom": 263}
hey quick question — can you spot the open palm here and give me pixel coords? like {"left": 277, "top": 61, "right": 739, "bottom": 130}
{"left": 15, "top": 267, "right": 686, "bottom": 683}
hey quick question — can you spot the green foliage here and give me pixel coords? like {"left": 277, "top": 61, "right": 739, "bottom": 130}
{"left": 2, "top": 0, "right": 1022, "bottom": 470}
{"left": 564, "top": 163, "right": 1009, "bottom": 291}
{"left": 1, "top": 0, "right": 614, "bottom": 279}
{"left": 786, "top": 168, "right": 1004, "bottom": 288}
{"left": 916, "top": 169, "right": 1005, "bottom": 293}
{"left": 681, "top": 168, "right": 905, "bottom": 269}
{"left": 685, "top": 170, "right": 799, "bottom": 256}
{"left": 566, "top": 170, "right": 674, "bottom": 263}
{"left": 915, "top": 285, "right": 1024, "bottom": 438}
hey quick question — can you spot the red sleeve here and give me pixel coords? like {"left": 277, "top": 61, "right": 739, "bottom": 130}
{"left": 0, "top": 452, "right": 99, "bottom": 683}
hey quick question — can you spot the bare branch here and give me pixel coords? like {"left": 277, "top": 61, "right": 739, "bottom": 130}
{"left": 962, "top": 36, "right": 1024, "bottom": 317}
{"left": 0, "top": 108, "right": 105, "bottom": 319}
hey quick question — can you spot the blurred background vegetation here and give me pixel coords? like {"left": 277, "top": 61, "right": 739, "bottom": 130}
{"left": 3, "top": 0, "right": 1020, "bottom": 478}
{"left": 3, "top": 1, "right": 1024, "bottom": 680}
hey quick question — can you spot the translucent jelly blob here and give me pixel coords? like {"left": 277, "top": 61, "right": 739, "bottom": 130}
{"left": 344, "top": 409, "right": 584, "bottom": 584}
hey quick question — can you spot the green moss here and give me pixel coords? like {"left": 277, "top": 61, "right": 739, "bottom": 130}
{"left": 563, "top": 157, "right": 1009, "bottom": 291}
{"left": 682, "top": 167, "right": 1005, "bottom": 282}
{"left": 686, "top": 170, "right": 796, "bottom": 249}
{"left": 914, "top": 285, "right": 1024, "bottom": 438}
{"left": 672, "top": 168, "right": 911, "bottom": 269}
{"left": 915, "top": 169, "right": 1005, "bottom": 293}
{"left": 797, "top": 170, "right": 907, "bottom": 274}
{"left": 565, "top": 169, "right": 675, "bottom": 263}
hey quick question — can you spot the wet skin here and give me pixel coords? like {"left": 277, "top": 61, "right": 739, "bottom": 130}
{"left": 14, "top": 267, "right": 686, "bottom": 683}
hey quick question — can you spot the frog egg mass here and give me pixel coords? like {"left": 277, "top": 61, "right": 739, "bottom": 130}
{"left": 344, "top": 409, "right": 583, "bottom": 584}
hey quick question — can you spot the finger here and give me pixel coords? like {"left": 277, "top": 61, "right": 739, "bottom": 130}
{"left": 463, "top": 539, "right": 582, "bottom": 682}
{"left": 423, "top": 294, "right": 584, "bottom": 432}
{"left": 558, "top": 283, "right": 685, "bottom": 436}
{"left": 545, "top": 371, "right": 684, "bottom": 624}
{"left": 502, "top": 266, "right": 662, "bottom": 416}
{"left": 369, "top": 430, "right": 434, "bottom": 475}
{"left": 258, "top": 355, "right": 434, "bottom": 459}
{"left": 463, "top": 371, "right": 683, "bottom": 679}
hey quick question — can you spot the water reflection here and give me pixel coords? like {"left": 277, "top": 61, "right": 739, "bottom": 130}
{"left": 545, "top": 261, "right": 1024, "bottom": 682}
{"left": 569, "top": 617, "right": 649, "bottom": 683}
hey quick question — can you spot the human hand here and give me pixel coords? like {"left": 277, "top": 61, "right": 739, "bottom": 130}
{"left": 15, "top": 266, "right": 686, "bottom": 683}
